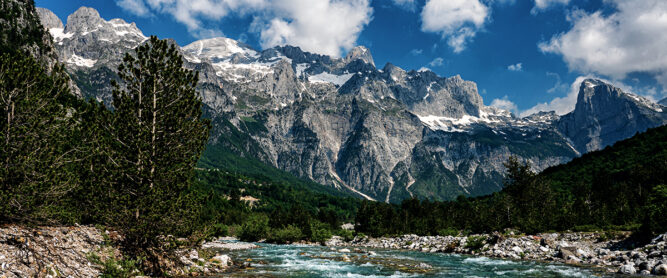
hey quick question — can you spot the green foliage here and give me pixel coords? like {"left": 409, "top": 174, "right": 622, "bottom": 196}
{"left": 267, "top": 225, "right": 303, "bottom": 244}
{"left": 335, "top": 229, "right": 355, "bottom": 242}
{"left": 239, "top": 214, "right": 270, "bottom": 242}
{"left": 309, "top": 221, "right": 333, "bottom": 243}
{"left": 107, "top": 36, "right": 211, "bottom": 260}
{"left": 465, "top": 236, "right": 487, "bottom": 250}
{"left": 0, "top": 50, "right": 77, "bottom": 223}
{"left": 438, "top": 228, "right": 459, "bottom": 237}
{"left": 88, "top": 253, "right": 143, "bottom": 278}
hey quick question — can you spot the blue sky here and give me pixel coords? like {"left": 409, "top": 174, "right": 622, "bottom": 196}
{"left": 36, "top": 0, "right": 667, "bottom": 116}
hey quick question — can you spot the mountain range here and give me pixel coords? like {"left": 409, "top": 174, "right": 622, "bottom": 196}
{"left": 36, "top": 7, "right": 667, "bottom": 202}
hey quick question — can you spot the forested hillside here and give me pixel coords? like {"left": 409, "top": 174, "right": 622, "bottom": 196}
{"left": 356, "top": 125, "right": 667, "bottom": 237}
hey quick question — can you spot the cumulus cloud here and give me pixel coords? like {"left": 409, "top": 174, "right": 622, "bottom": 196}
{"left": 531, "top": 0, "right": 570, "bottom": 14}
{"left": 115, "top": 0, "right": 373, "bottom": 57}
{"left": 507, "top": 62, "right": 522, "bottom": 71}
{"left": 117, "top": 0, "right": 150, "bottom": 17}
{"left": 428, "top": 57, "right": 444, "bottom": 67}
{"left": 490, "top": 95, "right": 518, "bottom": 114}
{"left": 392, "top": 0, "right": 417, "bottom": 11}
{"left": 420, "top": 0, "right": 489, "bottom": 53}
{"left": 539, "top": 0, "right": 667, "bottom": 91}
{"left": 256, "top": 0, "right": 373, "bottom": 57}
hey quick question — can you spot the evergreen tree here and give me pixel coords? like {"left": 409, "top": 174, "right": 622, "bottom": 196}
{"left": 109, "top": 36, "right": 210, "bottom": 259}
{"left": 0, "top": 51, "right": 76, "bottom": 223}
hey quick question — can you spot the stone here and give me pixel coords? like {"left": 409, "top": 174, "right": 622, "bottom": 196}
{"left": 653, "top": 264, "right": 667, "bottom": 275}
{"left": 339, "top": 248, "right": 351, "bottom": 253}
{"left": 511, "top": 246, "right": 523, "bottom": 254}
{"left": 558, "top": 246, "right": 578, "bottom": 259}
{"left": 618, "top": 264, "right": 636, "bottom": 275}
{"left": 341, "top": 255, "right": 351, "bottom": 262}
{"left": 210, "top": 254, "right": 232, "bottom": 267}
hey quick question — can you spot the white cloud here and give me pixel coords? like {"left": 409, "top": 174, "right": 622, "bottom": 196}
{"left": 490, "top": 95, "right": 518, "bottom": 114}
{"left": 410, "top": 48, "right": 423, "bottom": 56}
{"left": 428, "top": 57, "right": 444, "bottom": 67}
{"left": 117, "top": 0, "right": 150, "bottom": 17}
{"left": 531, "top": 0, "right": 570, "bottom": 14}
{"left": 540, "top": 0, "right": 667, "bottom": 91}
{"left": 116, "top": 0, "right": 372, "bottom": 56}
{"left": 546, "top": 72, "right": 567, "bottom": 94}
{"left": 392, "top": 0, "right": 416, "bottom": 11}
{"left": 507, "top": 62, "right": 522, "bottom": 71}
{"left": 519, "top": 76, "right": 590, "bottom": 117}
{"left": 257, "top": 0, "right": 373, "bottom": 57}
{"left": 420, "top": 0, "right": 489, "bottom": 53}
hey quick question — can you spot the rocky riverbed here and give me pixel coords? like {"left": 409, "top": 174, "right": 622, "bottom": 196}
{"left": 325, "top": 232, "right": 667, "bottom": 276}
{"left": 0, "top": 225, "right": 256, "bottom": 277}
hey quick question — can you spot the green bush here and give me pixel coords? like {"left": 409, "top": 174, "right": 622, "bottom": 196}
{"left": 572, "top": 225, "right": 600, "bottom": 232}
{"left": 309, "top": 221, "right": 333, "bottom": 243}
{"left": 267, "top": 225, "right": 303, "bottom": 244}
{"left": 208, "top": 223, "right": 228, "bottom": 238}
{"left": 336, "top": 229, "right": 355, "bottom": 241}
{"left": 465, "top": 236, "right": 487, "bottom": 250}
{"left": 239, "top": 214, "right": 269, "bottom": 242}
{"left": 438, "top": 228, "right": 459, "bottom": 237}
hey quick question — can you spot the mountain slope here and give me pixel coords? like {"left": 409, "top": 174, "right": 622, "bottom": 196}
{"left": 36, "top": 7, "right": 667, "bottom": 202}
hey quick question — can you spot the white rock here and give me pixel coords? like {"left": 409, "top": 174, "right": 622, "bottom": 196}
{"left": 618, "top": 264, "right": 636, "bottom": 274}
{"left": 211, "top": 254, "right": 232, "bottom": 267}
{"left": 339, "top": 248, "right": 351, "bottom": 253}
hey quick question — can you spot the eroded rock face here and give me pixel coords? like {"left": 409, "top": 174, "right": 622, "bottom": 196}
{"left": 36, "top": 7, "right": 667, "bottom": 201}
{"left": 557, "top": 79, "right": 667, "bottom": 153}
{"left": 0, "top": 225, "right": 106, "bottom": 278}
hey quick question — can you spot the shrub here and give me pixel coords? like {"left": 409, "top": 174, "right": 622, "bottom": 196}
{"left": 309, "top": 221, "right": 333, "bottom": 243}
{"left": 239, "top": 214, "right": 269, "bottom": 242}
{"left": 209, "top": 223, "right": 228, "bottom": 238}
{"left": 465, "top": 235, "right": 487, "bottom": 250}
{"left": 572, "top": 225, "right": 600, "bottom": 232}
{"left": 336, "top": 229, "right": 355, "bottom": 242}
{"left": 438, "top": 228, "right": 459, "bottom": 237}
{"left": 267, "top": 225, "right": 303, "bottom": 244}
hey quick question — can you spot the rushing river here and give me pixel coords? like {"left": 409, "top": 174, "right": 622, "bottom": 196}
{"left": 220, "top": 242, "right": 612, "bottom": 277}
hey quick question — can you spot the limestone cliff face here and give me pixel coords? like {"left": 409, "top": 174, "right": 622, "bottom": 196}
{"left": 557, "top": 79, "right": 667, "bottom": 153}
{"left": 37, "top": 7, "right": 667, "bottom": 201}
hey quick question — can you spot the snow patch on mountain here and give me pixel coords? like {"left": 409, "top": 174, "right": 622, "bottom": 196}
{"left": 48, "top": 28, "right": 74, "bottom": 42}
{"left": 308, "top": 72, "right": 355, "bottom": 86}
{"left": 67, "top": 54, "right": 96, "bottom": 67}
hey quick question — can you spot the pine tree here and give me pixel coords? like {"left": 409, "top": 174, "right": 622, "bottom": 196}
{"left": 0, "top": 51, "right": 75, "bottom": 223}
{"left": 109, "top": 36, "right": 210, "bottom": 257}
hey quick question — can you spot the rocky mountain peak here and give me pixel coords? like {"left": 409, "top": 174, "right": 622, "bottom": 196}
{"left": 660, "top": 97, "right": 667, "bottom": 106}
{"left": 182, "top": 37, "right": 258, "bottom": 63}
{"left": 345, "top": 46, "right": 375, "bottom": 67}
{"left": 558, "top": 79, "right": 667, "bottom": 153}
{"left": 64, "top": 7, "right": 103, "bottom": 34}
{"left": 36, "top": 7, "right": 63, "bottom": 29}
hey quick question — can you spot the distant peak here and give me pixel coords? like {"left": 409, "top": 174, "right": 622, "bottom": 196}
{"left": 70, "top": 6, "right": 101, "bottom": 19}
{"left": 580, "top": 78, "right": 606, "bottom": 89}
{"left": 36, "top": 7, "right": 63, "bottom": 29}
{"left": 345, "top": 46, "right": 374, "bottom": 67}
{"left": 65, "top": 6, "right": 104, "bottom": 34}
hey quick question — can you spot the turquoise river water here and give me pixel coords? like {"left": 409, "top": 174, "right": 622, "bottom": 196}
{"left": 219, "top": 242, "right": 615, "bottom": 277}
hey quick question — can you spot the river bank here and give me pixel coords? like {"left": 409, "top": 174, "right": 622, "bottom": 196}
{"left": 324, "top": 231, "right": 667, "bottom": 276}
{"left": 0, "top": 225, "right": 257, "bottom": 277}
